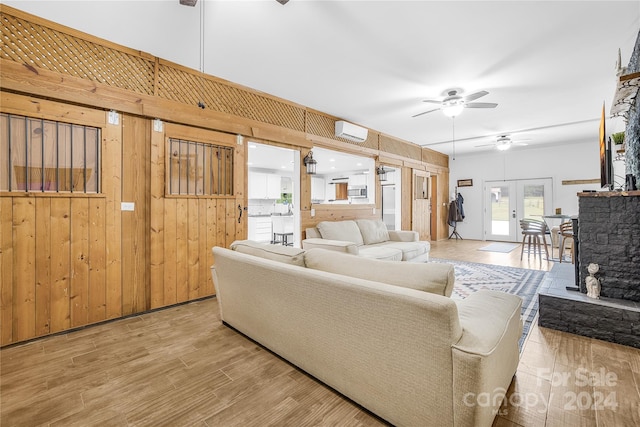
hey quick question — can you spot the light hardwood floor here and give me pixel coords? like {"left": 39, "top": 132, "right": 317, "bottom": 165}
{"left": 1, "top": 239, "right": 638, "bottom": 426}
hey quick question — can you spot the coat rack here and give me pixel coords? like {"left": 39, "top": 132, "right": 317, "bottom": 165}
{"left": 448, "top": 186, "right": 464, "bottom": 240}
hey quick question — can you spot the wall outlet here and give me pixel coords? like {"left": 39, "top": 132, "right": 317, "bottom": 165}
{"left": 311, "top": 208, "right": 315, "bottom": 217}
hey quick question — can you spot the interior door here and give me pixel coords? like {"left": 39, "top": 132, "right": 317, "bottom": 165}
{"left": 412, "top": 171, "right": 431, "bottom": 240}
{"left": 485, "top": 178, "right": 552, "bottom": 242}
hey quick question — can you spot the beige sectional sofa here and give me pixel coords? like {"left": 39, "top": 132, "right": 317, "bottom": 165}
{"left": 303, "top": 219, "right": 430, "bottom": 262}
{"left": 211, "top": 240, "right": 523, "bottom": 427}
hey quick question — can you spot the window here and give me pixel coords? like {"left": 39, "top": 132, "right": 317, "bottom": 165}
{"left": 0, "top": 113, "right": 100, "bottom": 193}
{"left": 167, "top": 138, "right": 233, "bottom": 196}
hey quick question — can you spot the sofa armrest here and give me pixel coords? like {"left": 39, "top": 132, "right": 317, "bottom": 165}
{"left": 451, "top": 290, "right": 523, "bottom": 427}
{"left": 301, "top": 238, "right": 359, "bottom": 255}
{"left": 388, "top": 230, "right": 419, "bottom": 242}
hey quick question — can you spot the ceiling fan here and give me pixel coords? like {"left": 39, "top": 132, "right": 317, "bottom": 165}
{"left": 412, "top": 89, "right": 497, "bottom": 118}
{"left": 475, "top": 135, "right": 529, "bottom": 151}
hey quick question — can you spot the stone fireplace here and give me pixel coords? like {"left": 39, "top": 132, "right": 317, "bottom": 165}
{"left": 538, "top": 190, "right": 640, "bottom": 348}
{"left": 577, "top": 191, "right": 640, "bottom": 301}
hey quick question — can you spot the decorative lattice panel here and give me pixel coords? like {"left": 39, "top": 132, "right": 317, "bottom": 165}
{"left": 379, "top": 135, "right": 422, "bottom": 161}
{"left": 157, "top": 65, "right": 306, "bottom": 132}
{"left": 422, "top": 147, "right": 448, "bottom": 168}
{"left": 1, "top": 11, "right": 155, "bottom": 95}
{"left": 305, "top": 111, "right": 378, "bottom": 150}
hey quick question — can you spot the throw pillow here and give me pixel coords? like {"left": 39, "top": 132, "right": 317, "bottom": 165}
{"left": 229, "top": 240, "right": 306, "bottom": 267}
{"left": 316, "top": 220, "right": 364, "bottom": 246}
{"left": 355, "top": 219, "right": 390, "bottom": 245}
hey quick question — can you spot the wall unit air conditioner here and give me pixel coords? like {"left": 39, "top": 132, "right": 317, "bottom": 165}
{"left": 335, "top": 121, "right": 368, "bottom": 143}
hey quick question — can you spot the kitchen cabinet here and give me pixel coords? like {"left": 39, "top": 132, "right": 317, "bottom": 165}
{"left": 249, "top": 172, "right": 281, "bottom": 199}
{"left": 281, "top": 177, "right": 293, "bottom": 193}
{"left": 349, "top": 174, "right": 367, "bottom": 186}
{"left": 248, "top": 216, "right": 272, "bottom": 243}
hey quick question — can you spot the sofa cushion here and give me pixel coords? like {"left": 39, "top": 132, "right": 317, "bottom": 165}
{"left": 374, "top": 241, "right": 428, "bottom": 261}
{"left": 316, "top": 220, "right": 364, "bottom": 246}
{"left": 304, "top": 248, "right": 455, "bottom": 296}
{"left": 356, "top": 219, "right": 390, "bottom": 245}
{"left": 229, "top": 240, "right": 306, "bottom": 267}
{"left": 358, "top": 246, "right": 403, "bottom": 261}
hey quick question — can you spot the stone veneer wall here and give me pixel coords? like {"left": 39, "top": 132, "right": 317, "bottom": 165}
{"left": 578, "top": 192, "right": 640, "bottom": 301}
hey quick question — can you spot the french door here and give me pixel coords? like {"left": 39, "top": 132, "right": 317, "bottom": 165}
{"left": 484, "top": 178, "right": 552, "bottom": 242}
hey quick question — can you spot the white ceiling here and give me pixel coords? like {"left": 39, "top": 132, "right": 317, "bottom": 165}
{"left": 7, "top": 0, "right": 640, "bottom": 157}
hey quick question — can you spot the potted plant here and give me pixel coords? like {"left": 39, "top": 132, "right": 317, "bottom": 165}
{"left": 612, "top": 131, "right": 625, "bottom": 146}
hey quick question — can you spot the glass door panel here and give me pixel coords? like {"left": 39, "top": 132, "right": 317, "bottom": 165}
{"left": 485, "top": 178, "right": 552, "bottom": 242}
{"left": 485, "top": 181, "right": 516, "bottom": 241}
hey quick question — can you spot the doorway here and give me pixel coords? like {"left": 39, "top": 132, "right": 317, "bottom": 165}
{"left": 412, "top": 170, "right": 431, "bottom": 240}
{"left": 247, "top": 142, "right": 301, "bottom": 247}
{"left": 484, "top": 178, "right": 552, "bottom": 242}
{"left": 381, "top": 166, "right": 401, "bottom": 230}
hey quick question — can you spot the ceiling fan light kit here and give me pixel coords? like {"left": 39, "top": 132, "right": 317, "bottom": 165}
{"left": 413, "top": 89, "right": 497, "bottom": 118}
{"left": 442, "top": 102, "right": 464, "bottom": 117}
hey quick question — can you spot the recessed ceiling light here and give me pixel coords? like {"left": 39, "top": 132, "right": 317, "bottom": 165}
{"left": 329, "top": 158, "right": 335, "bottom": 162}
{"left": 356, "top": 162, "right": 362, "bottom": 166}
{"left": 249, "top": 144, "right": 257, "bottom": 149}
{"left": 247, "top": 162, "right": 253, "bottom": 166}
{"left": 281, "top": 165, "right": 286, "bottom": 169}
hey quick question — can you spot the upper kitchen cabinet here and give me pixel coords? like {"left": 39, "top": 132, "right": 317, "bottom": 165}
{"left": 311, "top": 176, "right": 326, "bottom": 202}
{"left": 249, "top": 172, "right": 281, "bottom": 199}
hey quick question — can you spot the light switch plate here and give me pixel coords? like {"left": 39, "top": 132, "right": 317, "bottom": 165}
{"left": 121, "top": 202, "right": 135, "bottom": 211}
{"left": 108, "top": 110, "right": 119, "bottom": 125}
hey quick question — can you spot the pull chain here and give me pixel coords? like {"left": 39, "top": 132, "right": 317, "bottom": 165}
{"left": 452, "top": 116, "right": 456, "bottom": 161}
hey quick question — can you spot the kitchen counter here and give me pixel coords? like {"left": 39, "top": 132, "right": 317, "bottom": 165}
{"left": 248, "top": 213, "right": 294, "bottom": 217}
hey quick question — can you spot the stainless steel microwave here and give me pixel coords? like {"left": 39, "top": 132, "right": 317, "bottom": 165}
{"left": 347, "top": 185, "right": 367, "bottom": 198}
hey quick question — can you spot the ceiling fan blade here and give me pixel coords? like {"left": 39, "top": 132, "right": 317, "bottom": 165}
{"left": 512, "top": 142, "right": 529, "bottom": 146}
{"left": 466, "top": 102, "right": 498, "bottom": 109}
{"left": 412, "top": 108, "right": 440, "bottom": 118}
{"left": 463, "top": 90, "right": 488, "bottom": 102}
{"left": 421, "top": 99, "right": 442, "bottom": 104}
{"left": 474, "top": 143, "right": 497, "bottom": 147}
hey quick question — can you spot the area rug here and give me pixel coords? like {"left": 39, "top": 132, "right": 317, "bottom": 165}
{"left": 477, "top": 242, "right": 520, "bottom": 253}
{"left": 431, "top": 258, "right": 547, "bottom": 351}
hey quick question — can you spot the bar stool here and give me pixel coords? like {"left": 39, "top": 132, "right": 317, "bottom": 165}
{"left": 520, "top": 218, "right": 549, "bottom": 260}
{"left": 271, "top": 215, "right": 294, "bottom": 246}
{"left": 559, "top": 221, "right": 575, "bottom": 263}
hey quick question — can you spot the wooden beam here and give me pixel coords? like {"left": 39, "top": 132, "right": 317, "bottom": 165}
{"left": 561, "top": 179, "right": 600, "bottom": 185}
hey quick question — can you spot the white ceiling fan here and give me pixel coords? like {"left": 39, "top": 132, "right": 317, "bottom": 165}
{"left": 475, "top": 135, "right": 529, "bottom": 151}
{"left": 412, "top": 89, "right": 498, "bottom": 118}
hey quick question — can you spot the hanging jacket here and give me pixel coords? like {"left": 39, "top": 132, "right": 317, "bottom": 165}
{"left": 448, "top": 200, "right": 463, "bottom": 226}
{"left": 457, "top": 193, "right": 465, "bottom": 219}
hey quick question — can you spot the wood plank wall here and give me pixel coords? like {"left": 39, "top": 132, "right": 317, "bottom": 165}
{"left": 0, "top": 5, "right": 449, "bottom": 345}
{"left": 0, "top": 97, "right": 244, "bottom": 346}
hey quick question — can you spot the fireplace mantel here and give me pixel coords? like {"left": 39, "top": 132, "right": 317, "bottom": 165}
{"left": 578, "top": 190, "right": 640, "bottom": 198}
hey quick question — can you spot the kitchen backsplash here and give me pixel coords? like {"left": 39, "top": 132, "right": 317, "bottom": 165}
{"left": 248, "top": 199, "right": 291, "bottom": 215}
